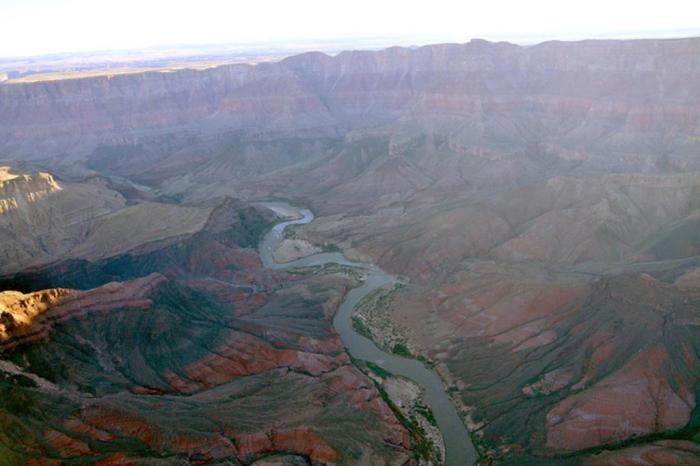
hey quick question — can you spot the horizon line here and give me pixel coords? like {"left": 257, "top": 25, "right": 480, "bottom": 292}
{"left": 3, "top": 27, "right": 700, "bottom": 62}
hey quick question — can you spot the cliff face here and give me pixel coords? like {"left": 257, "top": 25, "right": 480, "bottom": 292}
{"left": 0, "top": 166, "right": 62, "bottom": 214}
{"left": 0, "top": 167, "right": 218, "bottom": 274}
{"left": 388, "top": 262, "right": 700, "bottom": 462}
{"left": 2, "top": 38, "right": 700, "bottom": 172}
{"left": 0, "top": 167, "right": 128, "bottom": 273}
{"left": 3, "top": 37, "right": 700, "bottom": 464}
{"left": 0, "top": 199, "right": 412, "bottom": 465}
{"left": 0, "top": 273, "right": 164, "bottom": 349}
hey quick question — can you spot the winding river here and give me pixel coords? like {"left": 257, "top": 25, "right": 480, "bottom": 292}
{"left": 259, "top": 202, "right": 476, "bottom": 466}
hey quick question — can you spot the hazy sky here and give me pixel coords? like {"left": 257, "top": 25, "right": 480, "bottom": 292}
{"left": 1, "top": 0, "right": 698, "bottom": 57}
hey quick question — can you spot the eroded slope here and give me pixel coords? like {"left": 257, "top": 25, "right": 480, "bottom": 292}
{"left": 0, "top": 194, "right": 413, "bottom": 465}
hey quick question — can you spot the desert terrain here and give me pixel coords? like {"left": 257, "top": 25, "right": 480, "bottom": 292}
{"left": 2, "top": 36, "right": 700, "bottom": 464}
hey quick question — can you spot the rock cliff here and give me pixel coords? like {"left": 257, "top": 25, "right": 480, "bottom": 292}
{"left": 2, "top": 38, "right": 699, "bottom": 177}
{"left": 3, "top": 36, "right": 700, "bottom": 464}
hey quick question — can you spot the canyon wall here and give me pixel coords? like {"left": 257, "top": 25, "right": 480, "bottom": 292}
{"left": 3, "top": 36, "right": 700, "bottom": 464}
{"left": 2, "top": 38, "right": 700, "bottom": 173}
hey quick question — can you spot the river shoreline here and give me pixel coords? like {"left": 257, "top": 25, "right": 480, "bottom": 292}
{"left": 258, "top": 201, "right": 476, "bottom": 466}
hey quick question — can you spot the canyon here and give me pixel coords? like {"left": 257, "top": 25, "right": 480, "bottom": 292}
{"left": 0, "top": 182, "right": 413, "bottom": 464}
{"left": 1, "top": 36, "right": 700, "bottom": 464}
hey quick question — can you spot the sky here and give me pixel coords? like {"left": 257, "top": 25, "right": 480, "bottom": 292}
{"left": 0, "top": 0, "right": 698, "bottom": 58}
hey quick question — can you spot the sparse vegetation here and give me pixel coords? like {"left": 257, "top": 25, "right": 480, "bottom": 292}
{"left": 352, "top": 316, "right": 372, "bottom": 339}
{"left": 321, "top": 242, "right": 342, "bottom": 253}
{"left": 283, "top": 224, "right": 300, "bottom": 239}
{"left": 415, "top": 402, "right": 438, "bottom": 427}
{"left": 365, "top": 361, "right": 393, "bottom": 379}
{"left": 352, "top": 283, "right": 438, "bottom": 370}
{"left": 372, "top": 380, "right": 443, "bottom": 465}
{"left": 392, "top": 342, "right": 412, "bottom": 357}
{"left": 287, "top": 263, "right": 364, "bottom": 280}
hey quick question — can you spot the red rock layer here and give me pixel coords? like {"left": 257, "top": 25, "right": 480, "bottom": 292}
{"left": 546, "top": 346, "right": 696, "bottom": 452}
{"left": 582, "top": 440, "right": 700, "bottom": 466}
{"left": 69, "top": 406, "right": 342, "bottom": 464}
{"left": 0, "top": 273, "right": 165, "bottom": 349}
{"left": 2, "top": 38, "right": 700, "bottom": 171}
{"left": 160, "top": 333, "right": 409, "bottom": 450}
{"left": 163, "top": 331, "right": 349, "bottom": 393}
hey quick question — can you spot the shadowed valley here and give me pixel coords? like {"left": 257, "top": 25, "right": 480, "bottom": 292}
{"left": 2, "top": 36, "right": 700, "bottom": 464}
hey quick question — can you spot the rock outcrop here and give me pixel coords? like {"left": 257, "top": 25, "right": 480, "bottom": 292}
{"left": 387, "top": 262, "right": 700, "bottom": 463}
{"left": 3, "top": 36, "right": 700, "bottom": 464}
{"left": 2, "top": 38, "right": 700, "bottom": 179}
{"left": 0, "top": 166, "right": 62, "bottom": 214}
{"left": 0, "top": 199, "right": 412, "bottom": 465}
{"left": 0, "top": 273, "right": 165, "bottom": 350}
{"left": 0, "top": 166, "right": 218, "bottom": 274}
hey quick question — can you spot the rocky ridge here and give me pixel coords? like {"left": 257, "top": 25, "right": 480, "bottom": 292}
{"left": 0, "top": 194, "right": 414, "bottom": 465}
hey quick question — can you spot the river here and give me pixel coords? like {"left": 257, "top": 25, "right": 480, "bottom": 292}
{"left": 258, "top": 202, "right": 476, "bottom": 466}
